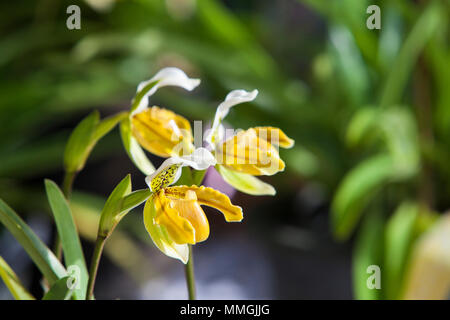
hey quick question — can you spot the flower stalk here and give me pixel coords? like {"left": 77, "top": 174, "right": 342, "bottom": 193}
{"left": 62, "top": 170, "right": 76, "bottom": 198}
{"left": 86, "top": 235, "right": 106, "bottom": 300}
{"left": 182, "top": 168, "right": 207, "bottom": 300}
{"left": 184, "top": 244, "right": 196, "bottom": 300}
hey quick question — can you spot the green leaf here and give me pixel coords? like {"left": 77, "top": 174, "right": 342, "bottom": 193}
{"left": 378, "top": 7, "right": 403, "bottom": 73}
{"left": 119, "top": 117, "right": 155, "bottom": 175}
{"left": 380, "top": 2, "right": 442, "bottom": 108}
{"left": 216, "top": 165, "right": 275, "bottom": 196}
{"left": 384, "top": 202, "right": 418, "bottom": 299}
{"left": 91, "top": 111, "right": 128, "bottom": 144}
{"left": 98, "top": 175, "right": 131, "bottom": 238}
{"left": 196, "top": 0, "right": 277, "bottom": 78}
{"left": 0, "top": 199, "right": 66, "bottom": 285}
{"left": 63, "top": 111, "right": 99, "bottom": 173}
{"left": 378, "top": 108, "right": 420, "bottom": 179}
{"left": 0, "top": 256, "right": 35, "bottom": 300}
{"left": 45, "top": 180, "right": 88, "bottom": 300}
{"left": 298, "top": 0, "right": 378, "bottom": 66}
{"left": 42, "top": 276, "right": 74, "bottom": 300}
{"left": 353, "top": 210, "right": 384, "bottom": 300}
{"left": 98, "top": 175, "right": 150, "bottom": 239}
{"left": 346, "top": 107, "right": 378, "bottom": 147}
{"left": 0, "top": 134, "right": 66, "bottom": 178}
{"left": 121, "top": 189, "right": 152, "bottom": 213}
{"left": 329, "top": 25, "right": 369, "bottom": 106}
{"left": 347, "top": 107, "right": 420, "bottom": 178}
{"left": 428, "top": 37, "right": 450, "bottom": 137}
{"left": 332, "top": 154, "right": 394, "bottom": 240}
{"left": 64, "top": 111, "right": 125, "bottom": 174}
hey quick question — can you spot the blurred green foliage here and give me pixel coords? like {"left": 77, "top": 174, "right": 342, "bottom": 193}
{"left": 0, "top": 0, "right": 449, "bottom": 299}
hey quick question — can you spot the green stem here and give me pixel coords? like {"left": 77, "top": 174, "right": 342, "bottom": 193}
{"left": 182, "top": 169, "right": 206, "bottom": 300}
{"left": 192, "top": 169, "right": 207, "bottom": 186}
{"left": 62, "top": 171, "right": 76, "bottom": 199}
{"left": 184, "top": 244, "right": 196, "bottom": 300}
{"left": 86, "top": 235, "right": 106, "bottom": 300}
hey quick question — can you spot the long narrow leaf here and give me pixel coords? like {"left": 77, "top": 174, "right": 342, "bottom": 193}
{"left": 353, "top": 211, "right": 384, "bottom": 300}
{"left": 332, "top": 154, "right": 394, "bottom": 240}
{"left": 380, "top": 2, "right": 442, "bottom": 108}
{"left": 98, "top": 175, "right": 132, "bottom": 238}
{"left": 42, "top": 276, "right": 74, "bottom": 300}
{"left": 63, "top": 111, "right": 99, "bottom": 173}
{"left": 45, "top": 180, "right": 88, "bottom": 300}
{"left": 384, "top": 202, "right": 418, "bottom": 299}
{"left": 0, "top": 199, "right": 66, "bottom": 284}
{"left": 91, "top": 112, "right": 128, "bottom": 142}
{"left": 0, "top": 256, "right": 35, "bottom": 300}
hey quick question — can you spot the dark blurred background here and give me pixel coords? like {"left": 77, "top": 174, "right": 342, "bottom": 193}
{"left": 0, "top": 0, "right": 449, "bottom": 299}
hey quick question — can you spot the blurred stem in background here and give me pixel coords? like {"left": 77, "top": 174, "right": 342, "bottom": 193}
{"left": 414, "top": 56, "right": 434, "bottom": 209}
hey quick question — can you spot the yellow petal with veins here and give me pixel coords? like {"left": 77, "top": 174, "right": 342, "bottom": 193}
{"left": 253, "top": 127, "right": 294, "bottom": 149}
{"left": 216, "top": 128, "right": 285, "bottom": 176}
{"left": 153, "top": 189, "right": 196, "bottom": 245}
{"left": 131, "top": 106, "right": 194, "bottom": 157}
{"left": 172, "top": 190, "right": 210, "bottom": 243}
{"left": 143, "top": 194, "right": 189, "bottom": 263}
{"left": 165, "top": 185, "right": 243, "bottom": 222}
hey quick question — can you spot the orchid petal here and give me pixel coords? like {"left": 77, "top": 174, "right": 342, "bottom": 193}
{"left": 131, "top": 67, "right": 200, "bottom": 116}
{"left": 206, "top": 89, "right": 258, "bottom": 148}
{"left": 253, "top": 127, "right": 295, "bottom": 149}
{"left": 216, "top": 165, "right": 276, "bottom": 196}
{"left": 120, "top": 117, "right": 155, "bottom": 175}
{"left": 145, "top": 148, "right": 216, "bottom": 192}
{"left": 143, "top": 195, "right": 189, "bottom": 263}
{"left": 165, "top": 185, "right": 243, "bottom": 222}
{"left": 215, "top": 128, "right": 285, "bottom": 176}
{"left": 131, "top": 106, "right": 194, "bottom": 158}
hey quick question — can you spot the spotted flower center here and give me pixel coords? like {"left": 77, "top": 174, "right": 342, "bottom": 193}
{"left": 150, "top": 163, "right": 182, "bottom": 192}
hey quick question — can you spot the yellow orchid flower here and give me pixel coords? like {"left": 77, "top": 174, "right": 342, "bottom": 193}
{"left": 206, "top": 90, "right": 294, "bottom": 196}
{"left": 120, "top": 67, "right": 200, "bottom": 175}
{"left": 142, "top": 148, "right": 243, "bottom": 263}
{"left": 131, "top": 106, "right": 194, "bottom": 158}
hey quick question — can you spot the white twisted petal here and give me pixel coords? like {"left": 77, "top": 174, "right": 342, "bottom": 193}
{"left": 217, "top": 89, "right": 259, "bottom": 119}
{"left": 206, "top": 89, "right": 258, "bottom": 149}
{"left": 132, "top": 67, "right": 200, "bottom": 115}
